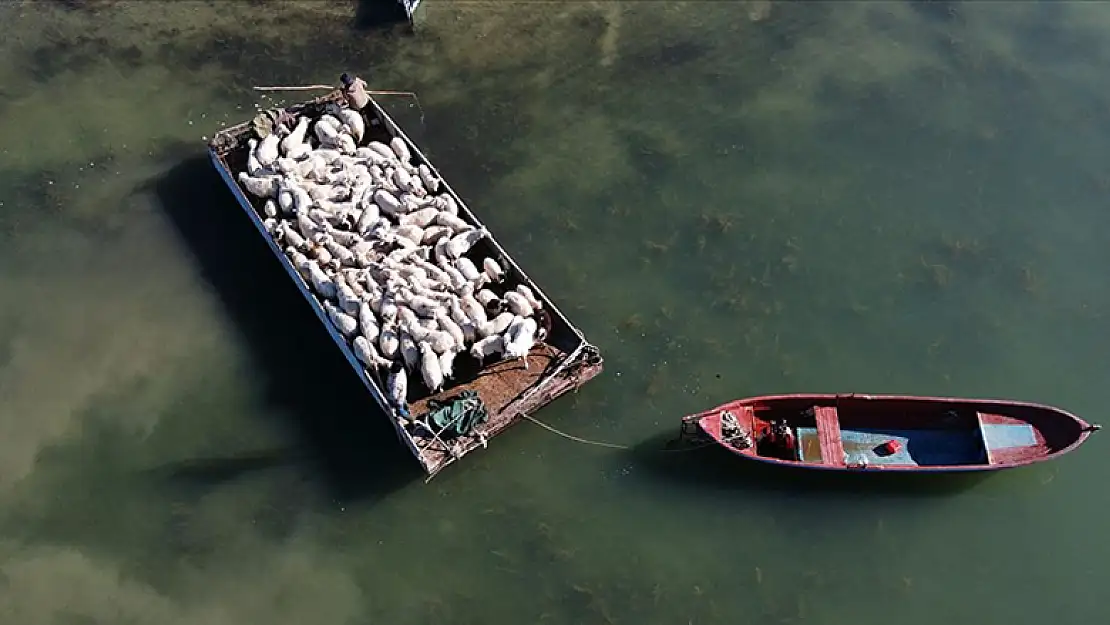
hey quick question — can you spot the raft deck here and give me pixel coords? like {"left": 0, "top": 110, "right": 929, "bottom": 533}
{"left": 206, "top": 90, "right": 603, "bottom": 478}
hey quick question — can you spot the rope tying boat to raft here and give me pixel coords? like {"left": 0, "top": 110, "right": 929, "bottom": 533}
{"left": 517, "top": 411, "right": 751, "bottom": 454}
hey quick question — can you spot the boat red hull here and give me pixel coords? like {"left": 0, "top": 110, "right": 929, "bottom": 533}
{"left": 682, "top": 393, "right": 1099, "bottom": 473}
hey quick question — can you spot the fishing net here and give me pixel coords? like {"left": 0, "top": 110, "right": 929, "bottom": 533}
{"left": 426, "top": 390, "right": 490, "bottom": 439}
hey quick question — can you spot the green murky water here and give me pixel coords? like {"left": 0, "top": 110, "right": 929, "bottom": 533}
{"left": 1, "top": 1, "right": 1107, "bottom": 623}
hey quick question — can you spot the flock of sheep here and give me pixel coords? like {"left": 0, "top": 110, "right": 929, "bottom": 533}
{"left": 235, "top": 102, "right": 546, "bottom": 420}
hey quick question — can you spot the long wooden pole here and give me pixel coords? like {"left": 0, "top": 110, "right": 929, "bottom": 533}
{"left": 252, "top": 85, "right": 420, "bottom": 97}
{"left": 252, "top": 84, "right": 333, "bottom": 91}
{"left": 250, "top": 85, "right": 426, "bottom": 123}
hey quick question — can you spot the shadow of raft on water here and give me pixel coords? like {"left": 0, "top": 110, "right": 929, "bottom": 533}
{"left": 628, "top": 431, "right": 992, "bottom": 499}
{"left": 151, "top": 154, "right": 421, "bottom": 504}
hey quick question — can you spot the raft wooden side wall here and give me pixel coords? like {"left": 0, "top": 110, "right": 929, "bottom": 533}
{"left": 207, "top": 92, "right": 604, "bottom": 477}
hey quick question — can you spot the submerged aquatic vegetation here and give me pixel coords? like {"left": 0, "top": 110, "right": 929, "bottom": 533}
{"left": 1019, "top": 262, "right": 1040, "bottom": 296}
{"left": 919, "top": 256, "right": 952, "bottom": 288}
{"left": 0, "top": 2, "right": 1108, "bottom": 624}
{"left": 644, "top": 362, "right": 670, "bottom": 397}
{"left": 618, "top": 313, "right": 645, "bottom": 334}
{"left": 937, "top": 231, "right": 984, "bottom": 261}
{"left": 699, "top": 210, "right": 735, "bottom": 234}
{"left": 642, "top": 232, "right": 677, "bottom": 255}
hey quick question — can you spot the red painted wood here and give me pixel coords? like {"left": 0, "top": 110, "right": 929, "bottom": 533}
{"left": 814, "top": 406, "right": 846, "bottom": 467}
{"left": 977, "top": 411, "right": 1049, "bottom": 464}
{"left": 686, "top": 393, "right": 1099, "bottom": 473}
{"left": 703, "top": 410, "right": 721, "bottom": 440}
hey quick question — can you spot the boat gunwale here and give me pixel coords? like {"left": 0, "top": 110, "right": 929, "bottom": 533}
{"left": 683, "top": 392, "right": 1098, "bottom": 472}
{"left": 206, "top": 90, "right": 603, "bottom": 477}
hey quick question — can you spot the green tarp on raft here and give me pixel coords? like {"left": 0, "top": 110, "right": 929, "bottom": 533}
{"left": 426, "top": 390, "right": 489, "bottom": 438}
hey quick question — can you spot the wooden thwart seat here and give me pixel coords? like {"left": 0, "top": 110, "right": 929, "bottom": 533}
{"left": 975, "top": 411, "right": 1041, "bottom": 465}
{"left": 975, "top": 412, "right": 994, "bottom": 464}
{"left": 736, "top": 405, "right": 757, "bottom": 434}
{"left": 814, "top": 406, "right": 846, "bottom": 466}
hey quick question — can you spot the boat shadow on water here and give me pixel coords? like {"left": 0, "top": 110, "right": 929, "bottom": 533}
{"left": 627, "top": 431, "right": 992, "bottom": 498}
{"left": 352, "top": 0, "right": 418, "bottom": 32}
{"left": 150, "top": 154, "right": 421, "bottom": 503}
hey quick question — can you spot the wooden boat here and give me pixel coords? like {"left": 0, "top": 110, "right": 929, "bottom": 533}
{"left": 680, "top": 393, "right": 1100, "bottom": 472}
{"left": 207, "top": 91, "right": 603, "bottom": 478}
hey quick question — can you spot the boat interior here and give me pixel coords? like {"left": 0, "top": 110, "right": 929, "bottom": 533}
{"left": 725, "top": 397, "right": 1050, "bottom": 468}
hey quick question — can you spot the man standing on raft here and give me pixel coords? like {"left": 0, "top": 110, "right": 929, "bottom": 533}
{"left": 340, "top": 73, "right": 370, "bottom": 110}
